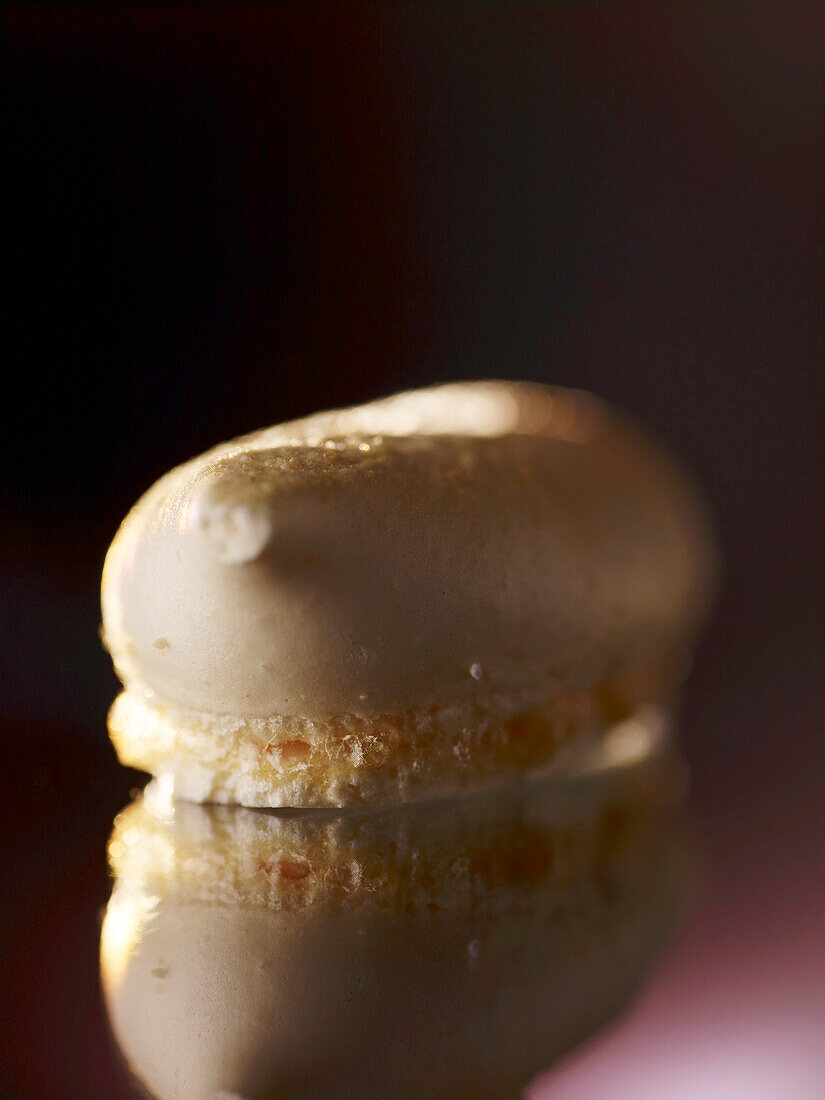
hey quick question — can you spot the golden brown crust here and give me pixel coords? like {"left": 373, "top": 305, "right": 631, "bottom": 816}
{"left": 108, "top": 654, "right": 680, "bottom": 807}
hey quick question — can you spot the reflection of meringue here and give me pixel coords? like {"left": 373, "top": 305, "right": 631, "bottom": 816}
{"left": 101, "top": 381, "right": 717, "bottom": 807}
{"left": 101, "top": 732, "right": 688, "bottom": 1100}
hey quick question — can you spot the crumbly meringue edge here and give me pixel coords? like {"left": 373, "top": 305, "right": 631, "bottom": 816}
{"left": 108, "top": 658, "right": 678, "bottom": 809}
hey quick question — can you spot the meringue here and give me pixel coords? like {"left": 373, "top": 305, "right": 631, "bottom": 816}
{"left": 101, "top": 381, "right": 716, "bottom": 806}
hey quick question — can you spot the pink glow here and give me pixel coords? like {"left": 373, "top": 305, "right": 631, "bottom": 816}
{"left": 529, "top": 781, "right": 825, "bottom": 1099}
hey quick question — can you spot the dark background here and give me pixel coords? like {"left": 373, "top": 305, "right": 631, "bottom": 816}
{"left": 2, "top": 5, "right": 824, "bottom": 1097}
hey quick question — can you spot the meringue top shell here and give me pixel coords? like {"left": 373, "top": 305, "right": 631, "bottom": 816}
{"left": 101, "top": 382, "right": 717, "bottom": 722}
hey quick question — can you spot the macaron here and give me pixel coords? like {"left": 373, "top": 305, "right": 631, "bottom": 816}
{"left": 101, "top": 381, "right": 716, "bottom": 806}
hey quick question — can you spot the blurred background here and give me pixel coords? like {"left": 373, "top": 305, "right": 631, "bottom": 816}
{"left": 2, "top": 4, "right": 824, "bottom": 1097}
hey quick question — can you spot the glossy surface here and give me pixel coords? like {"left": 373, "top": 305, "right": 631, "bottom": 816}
{"left": 101, "top": 725, "right": 685, "bottom": 1099}
{"left": 6, "top": 5, "right": 825, "bottom": 1095}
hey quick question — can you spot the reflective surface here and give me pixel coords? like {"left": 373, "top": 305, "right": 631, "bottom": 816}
{"left": 100, "top": 719, "right": 686, "bottom": 1099}
{"left": 7, "top": 5, "right": 825, "bottom": 1095}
